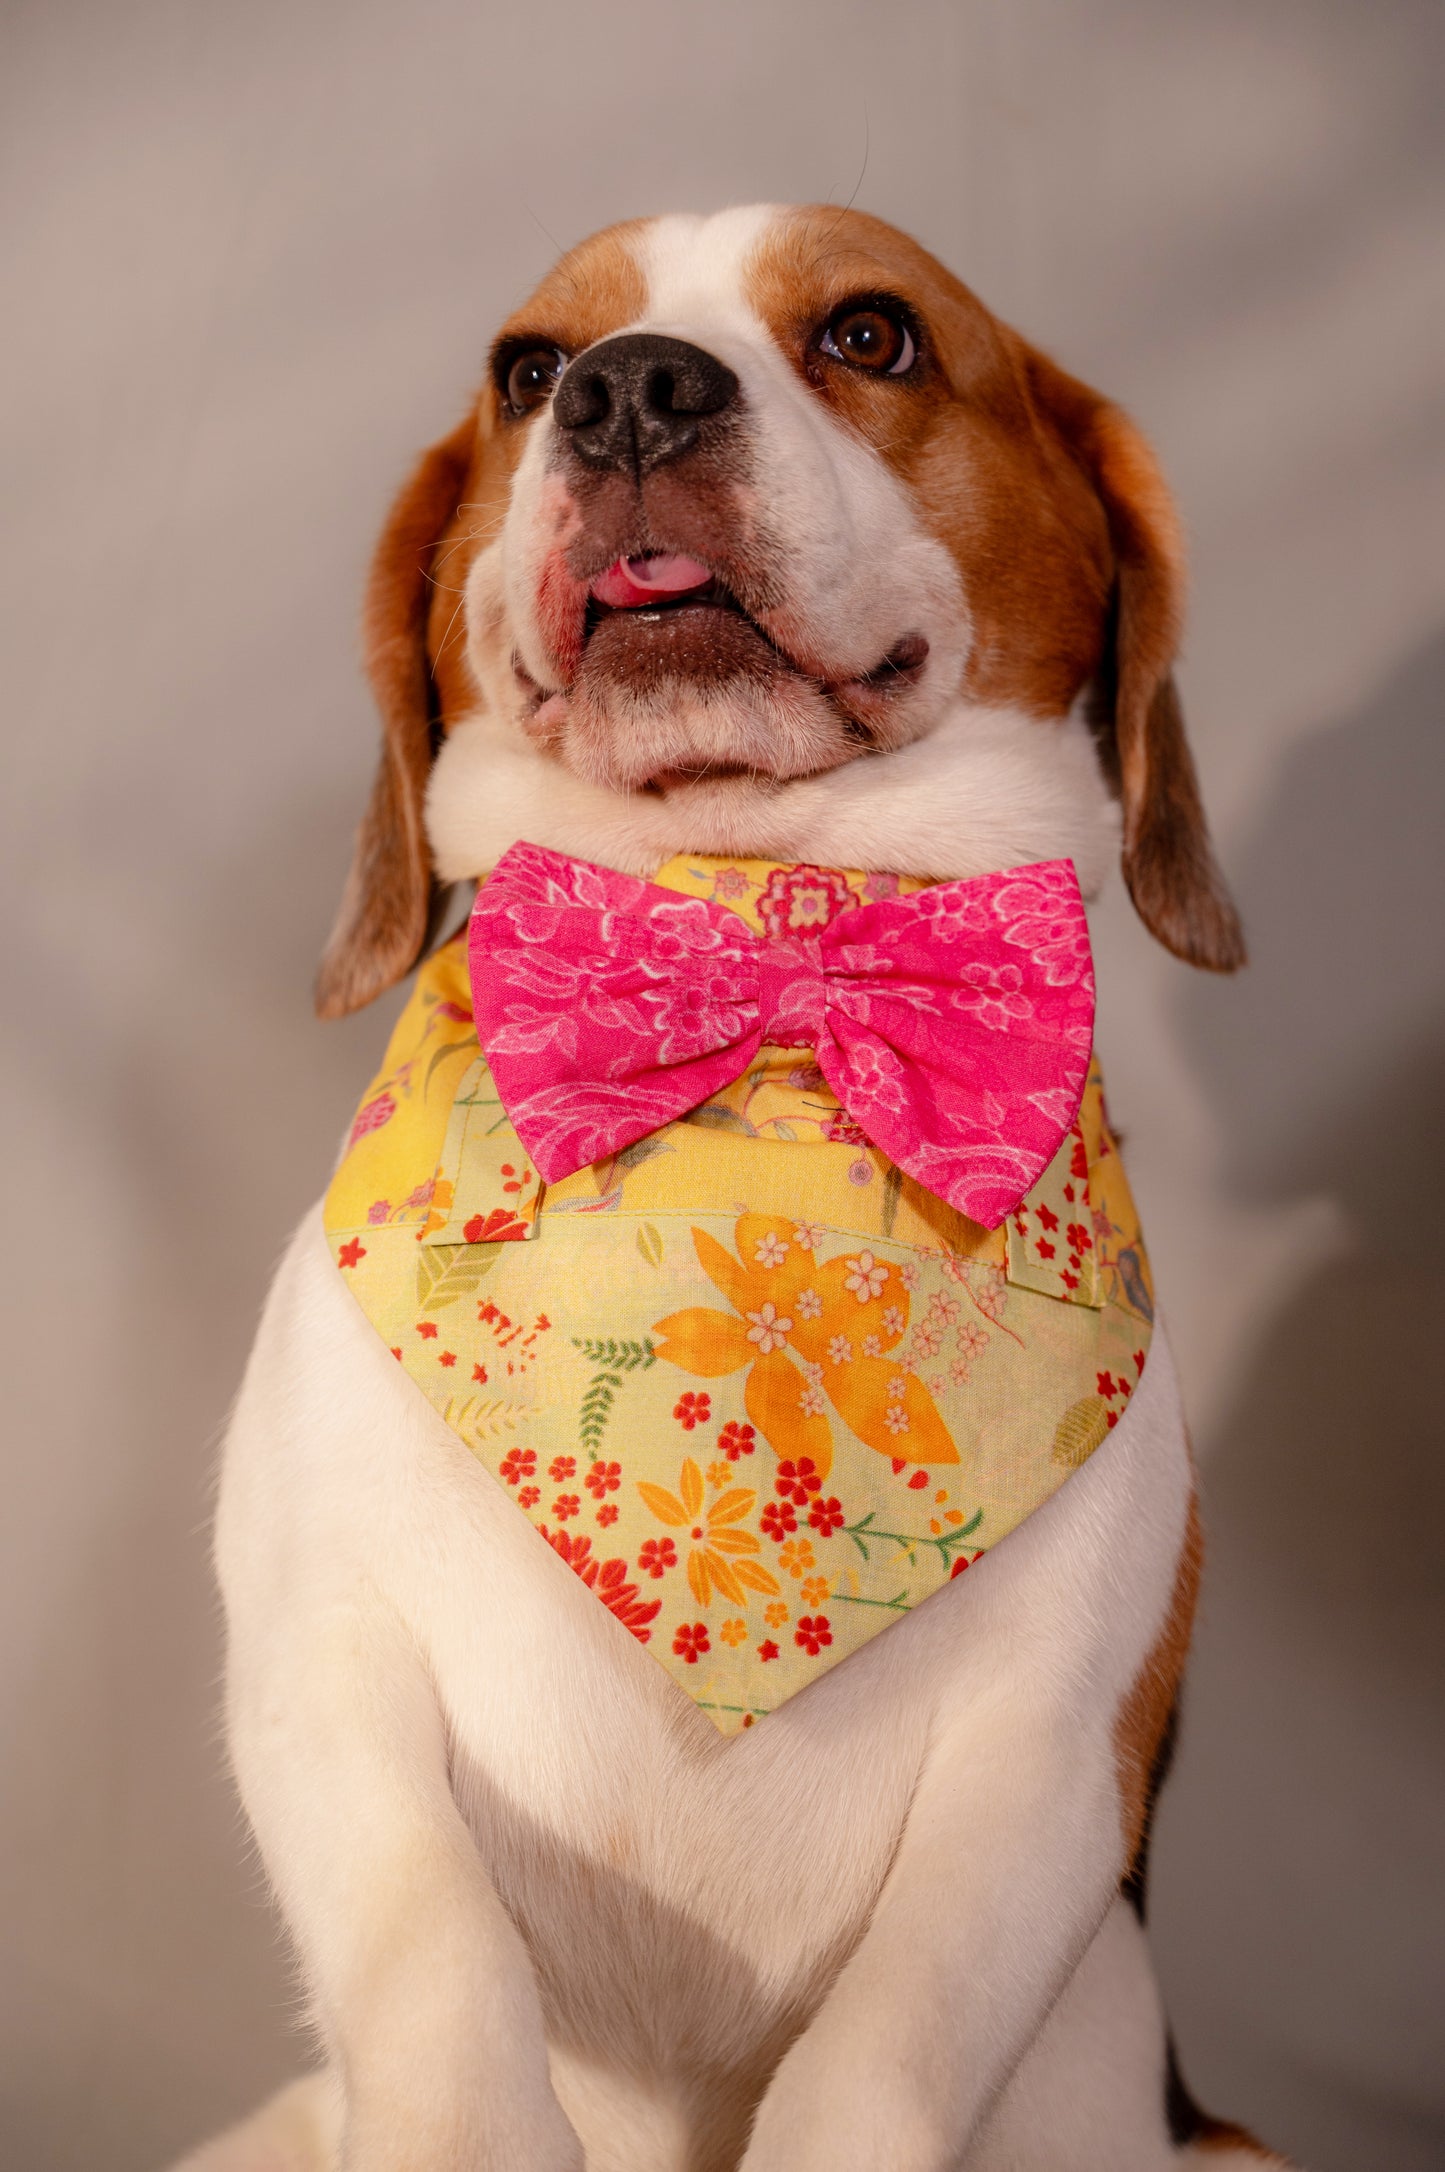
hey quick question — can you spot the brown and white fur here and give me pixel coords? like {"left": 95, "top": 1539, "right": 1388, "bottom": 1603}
{"left": 182, "top": 207, "right": 1293, "bottom": 2172}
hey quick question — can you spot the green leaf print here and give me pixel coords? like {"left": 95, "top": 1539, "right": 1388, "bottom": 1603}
{"left": 441, "top": 1395, "right": 526, "bottom": 1445}
{"left": 1051, "top": 1396, "right": 1111, "bottom": 1468}
{"left": 415, "top": 1243, "right": 503, "bottom": 1311}
{"left": 682, "top": 1102, "right": 756, "bottom": 1136}
{"left": 571, "top": 1336, "right": 656, "bottom": 1455}
{"left": 841, "top": 1506, "right": 983, "bottom": 1569}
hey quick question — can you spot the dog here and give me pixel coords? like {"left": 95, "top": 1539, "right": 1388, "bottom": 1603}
{"left": 179, "top": 206, "right": 1296, "bottom": 2172}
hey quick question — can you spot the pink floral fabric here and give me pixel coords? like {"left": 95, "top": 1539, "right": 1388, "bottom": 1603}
{"left": 468, "top": 844, "right": 1095, "bottom": 1230}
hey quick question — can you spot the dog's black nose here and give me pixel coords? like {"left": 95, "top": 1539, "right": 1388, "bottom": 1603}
{"left": 552, "top": 334, "right": 740, "bottom": 475}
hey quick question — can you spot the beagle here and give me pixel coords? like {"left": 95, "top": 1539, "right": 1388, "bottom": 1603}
{"left": 181, "top": 206, "right": 1296, "bottom": 2172}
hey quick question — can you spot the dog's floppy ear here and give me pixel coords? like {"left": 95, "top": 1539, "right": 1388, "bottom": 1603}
{"left": 315, "top": 411, "right": 477, "bottom": 1020}
{"left": 1028, "top": 354, "right": 1245, "bottom": 972}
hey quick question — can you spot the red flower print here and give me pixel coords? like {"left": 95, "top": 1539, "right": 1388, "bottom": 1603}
{"left": 539, "top": 1528, "right": 661, "bottom": 1644}
{"left": 758, "top": 1640, "right": 780, "bottom": 1662}
{"left": 585, "top": 1459, "right": 622, "bottom": 1498}
{"left": 416, "top": 1321, "right": 438, "bottom": 1340}
{"left": 337, "top": 1238, "right": 366, "bottom": 1269}
{"left": 1066, "top": 1223, "right": 1093, "bottom": 1254}
{"left": 549, "top": 1455, "right": 577, "bottom": 1482}
{"left": 517, "top": 1486, "right": 540, "bottom": 1508}
{"left": 775, "top": 1457, "right": 822, "bottom": 1505}
{"left": 794, "top": 1614, "right": 833, "bottom": 1656}
{"left": 1134, "top": 1350, "right": 1147, "bottom": 1374}
{"left": 1071, "top": 1137, "right": 1089, "bottom": 1179}
{"left": 346, "top": 1091, "right": 395, "bottom": 1149}
{"left": 758, "top": 863, "right": 853, "bottom": 937}
{"left": 673, "top": 1622, "right": 711, "bottom": 1665}
{"left": 438, "top": 1351, "right": 456, "bottom": 1368}
{"left": 499, "top": 1448, "right": 536, "bottom": 1486}
{"left": 1037, "top": 1204, "right": 1060, "bottom": 1232}
{"left": 596, "top": 1502, "right": 619, "bottom": 1528}
{"left": 950, "top": 1549, "right": 982, "bottom": 1579}
{"left": 808, "top": 1495, "right": 845, "bottom": 1537}
{"left": 673, "top": 1392, "right": 712, "bottom": 1430}
{"left": 824, "top": 1111, "right": 868, "bottom": 1147}
{"left": 907, "top": 1470, "right": 930, "bottom": 1490}
{"left": 472, "top": 1363, "right": 489, "bottom": 1384}
{"left": 552, "top": 1493, "right": 580, "bottom": 1521}
{"left": 638, "top": 1537, "right": 678, "bottom": 1579}
{"left": 1035, "top": 1240, "right": 1056, "bottom": 1260}
{"left": 719, "top": 1421, "right": 756, "bottom": 1461}
{"left": 761, "top": 1500, "right": 798, "bottom": 1542}
{"left": 1097, "top": 1372, "right": 1117, "bottom": 1400}
{"left": 462, "top": 1208, "right": 530, "bottom": 1244}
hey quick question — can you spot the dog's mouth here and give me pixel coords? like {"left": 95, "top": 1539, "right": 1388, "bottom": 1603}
{"left": 585, "top": 551, "right": 928, "bottom": 744}
{"left": 581, "top": 551, "right": 794, "bottom": 681}
{"left": 521, "top": 547, "right": 933, "bottom": 794}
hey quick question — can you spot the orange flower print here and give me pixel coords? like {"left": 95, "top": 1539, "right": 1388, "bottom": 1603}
{"left": 636, "top": 1457, "right": 781, "bottom": 1609}
{"left": 777, "top": 1538, "right": 816, "bottom": 1580}
{"left": 719, "top": 1618, "right": 748, "bottom": 1647}
{"left": 653, "top": 1215, "right": 958, "bottom": 1474}
{"left": 800, "top": 1574, "right": 832, "bottom": 1607}
{"left": 764, "top": 1601, "right": 790, "bottom": 1628}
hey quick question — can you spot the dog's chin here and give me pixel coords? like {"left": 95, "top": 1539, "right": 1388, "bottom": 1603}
{"left": 526, "top": 655, "right": 865, "bottom": 802}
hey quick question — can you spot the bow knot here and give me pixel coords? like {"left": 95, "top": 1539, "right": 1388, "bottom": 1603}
{"left": 469, "top": 845, "right": 1096, "bottom": 1230}
{"left": 755, "top": 936, "right": 829, "bottom": 1044}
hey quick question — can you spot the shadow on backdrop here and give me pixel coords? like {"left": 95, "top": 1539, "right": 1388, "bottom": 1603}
{"left": 1156, "top": 629, "right": 1445, "bottom": 2172}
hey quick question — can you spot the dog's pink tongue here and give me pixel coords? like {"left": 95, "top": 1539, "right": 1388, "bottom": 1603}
{"left": 590, "top": 553, "right": 712, "bottom": 609}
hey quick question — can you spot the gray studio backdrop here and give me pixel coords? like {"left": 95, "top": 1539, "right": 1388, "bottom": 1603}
{"left": 4, "top": 2, "right": 1442, "bottom": 2167}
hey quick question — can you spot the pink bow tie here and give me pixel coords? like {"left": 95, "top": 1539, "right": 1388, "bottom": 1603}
{"left": 468, "top": 845, "right": 1095, "bottom": 1230}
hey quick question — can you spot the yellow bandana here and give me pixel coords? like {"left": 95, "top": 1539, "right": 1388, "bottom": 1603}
{"left": 325, "top": 857, "right": 1154, "bottom": 1733}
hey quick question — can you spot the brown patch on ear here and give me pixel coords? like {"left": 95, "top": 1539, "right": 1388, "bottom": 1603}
{"left": 315, "top": 411, "right": 478, "bottom": 1020}
{"left": 1029, "top": 356, "right": 1245, "bottom": 972}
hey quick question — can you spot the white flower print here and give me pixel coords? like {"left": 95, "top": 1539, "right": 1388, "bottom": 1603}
{"left": 798, "top": 1384, "right": 826, "bottom": 1417}
{"left": 885, "top": 1374, "right": 908, "bottom": 1405}
{"left": 949, "top": 1355, "right": 973, "bottom": 1386}
{"left": 958, "top": 1321, "right": 990, "bottom": 1358}
{"left": 827, "top": 1335, "right": 852, "bottom": 1367}
{"left": 884, "top": 1406, "right": 911, "bottom": 1435}
{"left": 882, "top": 1305, "right": 904, "bottom": 1336}
{"left": 862, "top": 1333, "right": 882, "bottom": 1358}
{"left": 792, "top": 1222, "right": 825, "bottom": 1251}
{"left": 929, "top": 1375, "right": 947, "bottom": 1396}
{"left": 745, "top": 1301, "right": 793, "bottom": 1355}
{"left": 910, "top": 1324, "right": 942, "bottom": 1361}
{"left": 754, "top": 1231, "right": 789, "bottom": 1269}
{"left": 928, "top": 1291, "right": 960, "bottom": 1327}
{"left": 899, "top": 1261, "right": 922, "bottom": 1291}
{"left": 801, "top": 1358, "right": 825, "bottom": 1386}
{"left": 844, "top": 1250, "right": 889, "bottom": 1302}
{"left": 796, "top": 1287, "right": 823, "bottom": 1320}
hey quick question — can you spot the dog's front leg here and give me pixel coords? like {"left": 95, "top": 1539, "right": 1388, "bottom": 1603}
{"left": 739, "top": 1694, "right": 1121, "bottom": 2172}
{"left": 227, "top": 1595, "right": 584, "bottom": 2172}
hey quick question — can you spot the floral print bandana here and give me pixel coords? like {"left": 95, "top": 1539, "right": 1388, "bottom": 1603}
{"left": 324, "top": 857, "right": 1154, "bottom": 1734}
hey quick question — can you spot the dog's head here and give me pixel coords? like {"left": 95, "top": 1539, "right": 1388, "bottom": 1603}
{"left": 316, "top": 205, "right": 1243, "bottom": 1019}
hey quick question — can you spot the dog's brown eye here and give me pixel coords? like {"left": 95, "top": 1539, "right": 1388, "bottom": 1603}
{"left": 819, "top": 305, "right": 915, "bottom": 376}
{"left": 504, "top": 345, "right": 567, "bottom": 414}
